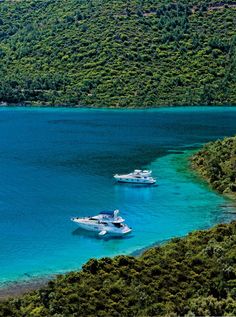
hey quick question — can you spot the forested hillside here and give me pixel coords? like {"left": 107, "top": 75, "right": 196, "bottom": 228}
{"left": 0, "top": 221, "right": 236, "bottom": 316}
{"left": 0, "top": 0, "right": 235, "bottom": 107}
{"left": 192, "top": 136, "right": 236, "bottom": 196}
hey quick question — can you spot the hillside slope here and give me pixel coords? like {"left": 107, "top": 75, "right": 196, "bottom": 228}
{"left": 0, "top": 0, "right": 235, "bottom": 107}
{"left": 191, "top": 136, "right": 236, "bottom": 196}
{"left": 0, "top": 221, "right": 236, "bottom": 316}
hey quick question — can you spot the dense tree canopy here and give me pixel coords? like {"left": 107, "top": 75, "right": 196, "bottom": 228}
{"left": 0, "top": 221, "right": 236, "bottom": 316}
{"left": 192, "top": 136, "right": 236, "bottom": 196}
{"left": 0, "top": 0, "right": 235, "bottom": 107}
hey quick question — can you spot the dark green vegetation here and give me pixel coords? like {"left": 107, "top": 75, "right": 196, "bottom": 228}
{"left": 1, "top": 222, "right": 236, "bottom": 316}
{"left": 192, "top": 136, "right": 236, "bottom": 196}
{"left": 0, "top": 0, "right": 236, "bottom": 107}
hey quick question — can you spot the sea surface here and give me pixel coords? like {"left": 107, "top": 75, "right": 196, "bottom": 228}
{"left": 0, "top": 106, "right": 236, "bottom": 285}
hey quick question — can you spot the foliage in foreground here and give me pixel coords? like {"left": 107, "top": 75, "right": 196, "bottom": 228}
{"left": 191, "top": 136, "right": 236, "bottom": 196}
{"left": 0, "top": 221, "right": 236, "bottom": 316}
{"left": 0, "top": 0, "right": 235, "bottom": 107}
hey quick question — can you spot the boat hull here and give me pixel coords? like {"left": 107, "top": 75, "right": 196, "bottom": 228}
{"left": 114, "top": 177, "right": 156, "bottom": 184}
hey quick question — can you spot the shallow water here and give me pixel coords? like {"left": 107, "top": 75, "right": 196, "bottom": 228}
{"left": 0, "top": 106, "right": 236, "bottom": 285}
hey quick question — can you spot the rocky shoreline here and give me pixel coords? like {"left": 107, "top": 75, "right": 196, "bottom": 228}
{"left": 1, "top": 102, "right": 236, "bottom": 110}
{"left": 0, "top": 277, "right": 53, "bottom": 301}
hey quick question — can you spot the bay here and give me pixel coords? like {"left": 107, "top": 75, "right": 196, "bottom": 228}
{"left": 0, "top": 106, "right": 236, "bottom": 285}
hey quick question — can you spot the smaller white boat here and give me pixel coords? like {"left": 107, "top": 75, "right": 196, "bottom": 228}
{"left": 114, "top": 169, "right": 156, "bottom": 184}
{"left": 71, "top": 210, "right": 132, "bottom": 236}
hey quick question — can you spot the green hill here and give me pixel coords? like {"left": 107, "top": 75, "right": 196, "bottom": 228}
{"left": 0, "top": 221, "right": 236, "bottom": 316}
{"left": 0, "top": 0, "right": 235, "bottom": 107}
{"left": 191, "top": 136, "right": 236, "bottom": 197}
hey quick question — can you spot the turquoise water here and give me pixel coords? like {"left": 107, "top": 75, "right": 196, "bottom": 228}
{"left": 0, "top": 106, "right": 236, "bottom": 285}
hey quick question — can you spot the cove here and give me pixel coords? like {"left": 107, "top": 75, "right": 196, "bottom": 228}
{"left": 0, "top": 106, "right": 236, "bottom": 285}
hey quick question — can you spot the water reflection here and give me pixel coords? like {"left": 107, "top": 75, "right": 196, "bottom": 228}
{"left": 114, "top": 183, "right": 156, "bottom": 203}
{"left": 72, "top": 227, "right": 133, "bottom": 242}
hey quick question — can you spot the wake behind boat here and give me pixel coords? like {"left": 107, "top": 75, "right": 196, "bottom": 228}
{"left": 114, "top": 169, "right": 156, "bottom": 184}
{"left": 71, "top": 210, "right": 132, "bottom": 236}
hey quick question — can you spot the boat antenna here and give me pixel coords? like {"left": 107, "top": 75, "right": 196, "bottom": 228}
{"left": 114, "top": 209, "right": 119, "bottom": 219}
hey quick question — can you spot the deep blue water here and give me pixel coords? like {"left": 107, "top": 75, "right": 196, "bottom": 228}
{"left": 0, "top": 106, "right": 236, "bottom": 284}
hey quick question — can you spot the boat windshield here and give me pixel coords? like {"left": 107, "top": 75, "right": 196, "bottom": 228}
{"left": 113, "top": 223, "right": 123, "bottom": 228}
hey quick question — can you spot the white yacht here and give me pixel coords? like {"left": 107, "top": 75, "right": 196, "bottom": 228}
{"left": 71, "top": 210, "right": 132, "bottom": 236}
{"left": 114, "top": 169, "right": 156, "bottom": 184}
